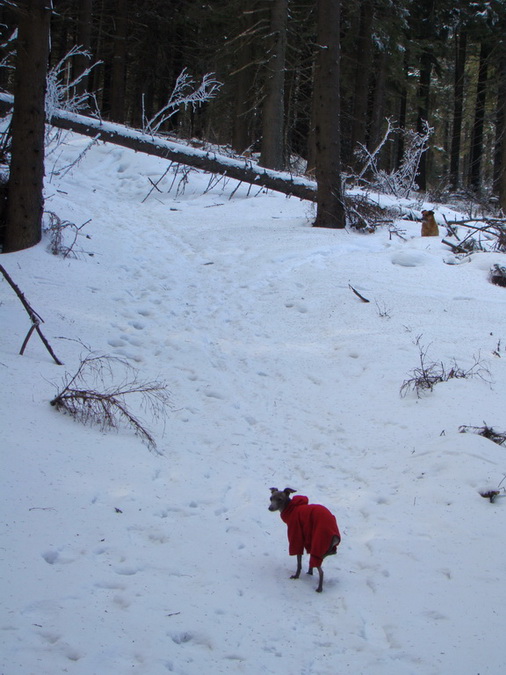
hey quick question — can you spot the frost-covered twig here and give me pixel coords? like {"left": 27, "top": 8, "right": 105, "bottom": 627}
{"left": 396, "top": 121, "right": 433, "bottom": 196}
{"left": 354, "top": 119, "right": 433, "bottom": 198}
{"left": 48, "top": 135, "right": 100, "bottom": 178}
{"left": 43, "top": 212, "right": 91, "bottom": 258}
{"left": 356, "top": 118, "right": 397, "bottom": 181}
{"left": 143, "top": 68, "right": 222, "bottom": 135}
{"left": 45, "top": 46, "right": 101, "bottom": 120}
{"left": 0, "top": 28, "right": 16, "bottom": 72}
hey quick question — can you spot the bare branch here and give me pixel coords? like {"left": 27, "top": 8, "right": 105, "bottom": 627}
{"left": 143, "top": 68, "right": 222, "bottom": 135}
{"left": 400, "top": 339, "right": 491, "bottom": 398}
{"left": 354, "top": 119, "right": 433, "bottom": 198}
{"left": 50, "top": 354, "right": 170, "bottom": 452}
{"left": 459, "top": 423, "right": 506, "bottom": 446}
{"left": 0, "top": 264, "right": 63, "bottom": 365}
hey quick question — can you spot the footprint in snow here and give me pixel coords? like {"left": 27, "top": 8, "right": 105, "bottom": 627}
{"left": 108, "top": 337, "right": 125, "bottom": 348}
{"left": 128, "top": 320, "right": 145, "bottom": 330}
{"left": 114, "top": 566, "right": 140, "bottom": 576}
{"left": 41, "top": 548, "right": 76, "bottom": 565}
{"left": 204, "top": 390, "right": 226, "bottom": 400}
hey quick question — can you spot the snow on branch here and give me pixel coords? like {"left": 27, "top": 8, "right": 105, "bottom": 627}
{"left": 45, "top": 45, "right": 101, "bottom": 120}
{"left": 354, "top": 119, "right": 433, "bottom": 198}
{"left": 143, "top": 68, "right": 222, "bottom": 135}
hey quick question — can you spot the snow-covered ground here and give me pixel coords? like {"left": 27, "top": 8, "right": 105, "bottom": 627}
{"left": 1, "top": 135, "right": 506, "bottom": 675}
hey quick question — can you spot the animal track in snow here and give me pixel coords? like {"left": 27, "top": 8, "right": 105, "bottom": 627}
{"left": 41, "top": 548, "right": 76, "bottom": 565}
{"left": 128, "top": 320, "right": 145, "bottom": 330}
{"left": 114, "top": 566, "right": 140, "bottom": 576}
{"left": 95, "top": 580, "right": 127, "bottom": 590}
{"left": 285, "top": 300, "right": 308, "bottom": 313}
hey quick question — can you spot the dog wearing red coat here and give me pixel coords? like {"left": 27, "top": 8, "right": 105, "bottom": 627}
{"left": 269, "top": 487, "right": 341, "bottom": 592}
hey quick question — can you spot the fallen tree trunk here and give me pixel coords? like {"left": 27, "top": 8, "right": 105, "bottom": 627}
{"left": 0, "top": 92, "right": 317, "bottom": 202}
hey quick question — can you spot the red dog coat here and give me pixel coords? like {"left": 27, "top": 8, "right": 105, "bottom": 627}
{"left": 281, "top": 495, "right": 340, "bottom": 569}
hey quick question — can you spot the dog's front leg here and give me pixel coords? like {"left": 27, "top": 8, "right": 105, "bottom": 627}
{"left": 290, "top": 554, "right": 302, "bottom": 579}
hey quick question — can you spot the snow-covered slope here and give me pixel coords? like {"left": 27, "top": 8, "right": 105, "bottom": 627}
{"left": 1, "top": 135, "right": 506, "bottom": 674}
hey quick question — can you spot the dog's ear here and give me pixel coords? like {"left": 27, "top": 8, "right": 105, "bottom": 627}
{"left": 270, "top": 487, "right": 278, "bottom": 494}
{"left": 284, "top": 487, "right": 297, "bottom": 495}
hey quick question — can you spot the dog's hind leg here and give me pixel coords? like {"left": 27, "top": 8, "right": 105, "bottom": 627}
{"left": 307, "top": 565, "right": 324, "bottom": 592}
{"left": 323, "top": 535, "right": 341, "bottom": 558}
{"left": 316, "top": 567, "right": 324, "bottom": 593}
{"left": 290, "top": 554, "right": 302, "bottom": 580}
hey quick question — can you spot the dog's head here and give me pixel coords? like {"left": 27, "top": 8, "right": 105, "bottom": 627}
{"left": 268, "top": 487, "right": 297, "bottom": 512}
{"left": 421, "top": 209, "right": 434, "bottom": 218}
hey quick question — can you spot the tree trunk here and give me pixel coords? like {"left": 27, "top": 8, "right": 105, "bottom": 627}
{"left": 313, "top": 0, "right": 345, "bottom": 228}
{"left": 416, "top": 49, "right": 432, "bottom": 191}
{"left": 367, "top": 50, "right": 387, "bottom": 155}
{"left": 350, "top": 0, "right": 373, "bottom": 170}
{"left": 1, "top": 0, "right": 51, "bottom": 253}
{"left": 231, "top": 3, "right": 259, "bottom": 154}
{"left": 494, "top": 50, "right": 506, "bottom": 211}
{"left": 260, "top": 0, "right": 288, "bottom": 170}
{"left": 109, "top": 0, "right": 127, "bottom": 123}
{"left": 395, "top": 54, "right": 409, "bottom": 170}
{"left": 73, "top": 0, "right": 93, "bottom": 102}
{"left": 449, "top": 29, "right": 467, "bottom": 190}
{"left": 306, "top": 59, "right": 317, "bottom": 174}
{"left": 469, "top": 41, "right": 490, "bottom": 192}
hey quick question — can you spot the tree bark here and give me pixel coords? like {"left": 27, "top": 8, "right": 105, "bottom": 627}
{"left": 74, "top": 0, "right": 93, "bottom": 102}
{"left": 1, "top": 0, "right": 51, "bottom": 253}
{"left": 109, "top": 0, "right": 127, "bottom": 123}
{"left": 350, "top": 0, "right": 373, "bottom": 169}
{"left": 395, "top": 53, "right": 409, "bottom": 171}
{"left": 416, "top": 49, "right": 432, "bottom": 191}
{"left": 495, "top": 51, "right": 506, "bottom": 211}
{"left": 313, "top": 0, "right": 345, "bottom": 228}
{"left": 449, "top": 29, "right": 466, "bottom": 190}
{"left": 231, "top": 2, "right": 259, "bottom": 154}
{"left": 367, "top": 50, "right": 387, "bottom": 156}
{"left": 469, "top": 41, "right": 490, "bottom": 192}
{"left": 260, "top": 0, "right": 288, "bottom": 170}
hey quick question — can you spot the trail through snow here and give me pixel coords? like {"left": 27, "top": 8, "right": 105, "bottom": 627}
{"left": 1, "top": 135, "right": 506, "bottom": 674}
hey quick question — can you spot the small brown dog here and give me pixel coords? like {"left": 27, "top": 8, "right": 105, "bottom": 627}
{"left": 421, "top": 210, "right": 439, "bottom": 237}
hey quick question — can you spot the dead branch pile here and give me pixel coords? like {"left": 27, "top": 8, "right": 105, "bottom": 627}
{"left": 442, "top": 217, "right": 506, "bottom": 254}
{"left": 400, "top": 340, "right": 490, "bottom": 398}
{"left": 50, "top": 354, "right": 170, "bottom": 452}
{"left": 459, "top": 424, "right": 506, "bottom": 446}
{"left": 345, "top": 195, "right": 398, "bottom": 233}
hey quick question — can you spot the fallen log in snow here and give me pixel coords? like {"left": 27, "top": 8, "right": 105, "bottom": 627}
{"left": 0, "top": 92, "right": 317, "bottom": 202}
